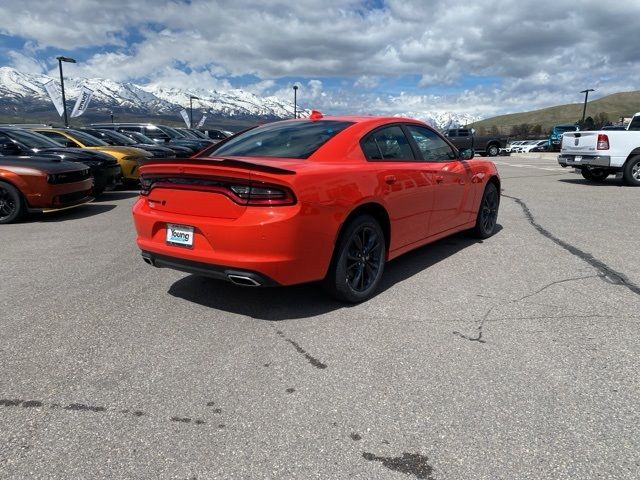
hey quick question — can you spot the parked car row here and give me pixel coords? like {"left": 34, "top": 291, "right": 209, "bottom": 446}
{"left": 508, "top": 139, "right": 550, "bottom": 153}
{"left": 0, "top": 123, "right": 228, "bottom": 223}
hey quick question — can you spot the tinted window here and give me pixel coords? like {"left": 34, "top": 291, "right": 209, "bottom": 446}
{"left": 406, "top": 125, "right": 457, "bottom": 161}
{"left": 66, "top": 130, "right": 109, "bottom": 147}
{"left": 458, "top": 129, "right": 469, "bottom": 137}
{"left": 7, "top": 129, "right": 62, "bottom": 148}
{"left": 142, "top": 127, "right": 171, "bottom": 140}
{"left": 213, "top": 120, "right": 354, "bottom": 159}
{"left": 627, "top": 116, "right": 640, "bottom": 131}
{"left": 361, "top": 125, "right": 415, "bottom": 161}
{"left": 38, "top": 131, "right": 80, "bottom": 147}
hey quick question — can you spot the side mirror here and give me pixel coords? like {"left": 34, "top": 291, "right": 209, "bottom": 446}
{"left": 459, "top": 148, "right": 474, "bottom": 160}
{"left": 0, "top": 142, "right": 22, "bottom": 155}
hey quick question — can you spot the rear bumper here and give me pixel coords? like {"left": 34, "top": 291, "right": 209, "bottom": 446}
{"left": 558, "top": 154, "right": 612, "bottom": 168}
{"left": 141, "top": 251, "right": 279, "bottom": 286}
{"left": 132, "top": 197, "right": 336, "bottom": 286}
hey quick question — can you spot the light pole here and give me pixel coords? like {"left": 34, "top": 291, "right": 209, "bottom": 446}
{"left": 293, "top": 85, "right": 298, "bottom": 119}
{"left": 189, "top": 96, "right": 199, "bottom": 128}
{"left": 56, "top": 56, "right": 76, "bottom": 127}
{"left": 580, "top": 88, "right": 595, "bottom": 124}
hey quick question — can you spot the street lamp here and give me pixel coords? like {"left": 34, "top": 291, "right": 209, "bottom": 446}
{"left": 580, "top": 88, "right": 595, "bottom": 124}
{"left": 189, "top": 96, "right": 200, "bottom": 128}
{"left": 293, "top": 85, "right": 298, "bottom": 119}
{"left": 56, "top": 56, "right": 76, "bottom": 127}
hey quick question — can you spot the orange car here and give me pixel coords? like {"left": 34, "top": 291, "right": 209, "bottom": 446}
{"left": 0, "top": 156, "right": 93, "bottom": 223}
{"left": 133, "top": 115, "right": 500, "bottom": 302}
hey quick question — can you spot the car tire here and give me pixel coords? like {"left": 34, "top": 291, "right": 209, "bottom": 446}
{"left": 581, "top": 168, "right": 609, "bottom": 182}
{"left": 473, "top": 182, "right": 500, "bottom": 239}
{"left": 323, "top": 215, "right": 386, "bottom": 303}
{"left": 486, "top": 144, "right": 499, "bottom": 157}
{"left": 623, "top": 155, "right": 640, "bottom": 186}
{"left": 0, "top": 181, "right": 25, "bottom": 224}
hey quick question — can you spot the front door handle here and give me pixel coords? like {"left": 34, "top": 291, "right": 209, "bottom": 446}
{"left": 384, "top": 175, "right": 397, "bottom": 184}
{"left": 435, "top": 175, "right": 444, "bottom": 184}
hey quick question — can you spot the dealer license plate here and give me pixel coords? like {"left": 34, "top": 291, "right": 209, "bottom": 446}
{"left": 166, "top": 223, "right": 194, "bottom": 247}
{"left": 574, "top": 156, "right": 582, "bottom": 162}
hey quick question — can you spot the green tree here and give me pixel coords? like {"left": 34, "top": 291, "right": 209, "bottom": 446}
{"left": 490, "top": 124, "right": 499, "bottom": 135}
{"left": 510, "top": 125, "right": 521, "bottom": 137}
{"left": 593, "top": 112, "right": 610, "bottom": 129}
{"left": 518, "top": 123, "right": 531, "bottom": 138}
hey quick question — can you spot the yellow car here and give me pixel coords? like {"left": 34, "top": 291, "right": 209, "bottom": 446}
{"left": 32, "top": 128, "right": 151, "bottom": 181}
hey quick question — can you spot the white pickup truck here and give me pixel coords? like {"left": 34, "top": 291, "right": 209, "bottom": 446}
{"left": 558, "top": 113, "right": 640, "bottom": 186}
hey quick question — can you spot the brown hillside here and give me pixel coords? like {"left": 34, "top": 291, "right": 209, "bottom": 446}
{"left": 471, "top": 91, "right": 640, "bottom": 134}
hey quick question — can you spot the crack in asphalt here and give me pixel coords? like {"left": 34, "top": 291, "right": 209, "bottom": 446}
{"left": 0, "top": 398, "right": 208, "bottom": 427}
{"left": 516, "top": 274, "right": 602, "bottom": 301}
{"left": 504, "top": 194, "right": 640, "bottom": 296}
{"left": 275, "top": 330, "right": 327, "bottom": 369}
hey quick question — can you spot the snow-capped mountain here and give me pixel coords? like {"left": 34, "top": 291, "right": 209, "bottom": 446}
{"left": 0, "top": 67, "right": 480, "bottom": 128}
{"left": 0, "top": 67, "right": 300, "bottom": 122}
{"left": 395, "top": 111, "right": 481, "bottom": 130}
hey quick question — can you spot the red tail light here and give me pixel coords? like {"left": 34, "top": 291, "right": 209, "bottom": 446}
{"left": 229, "top": 184, "right": 296, "bottom": 205}
{"left": 597, "top": 134, "right": 609, "bottom": 150}
{"left": 140, "top": 175, "right": 296, "bottom": 206}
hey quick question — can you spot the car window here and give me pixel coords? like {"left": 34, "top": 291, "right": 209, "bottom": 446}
{"left": 143, "top": 127, "right": 170, "bottom": 140}
{"left": 213, "top": 120, "right": 354, "bottom": 159}
{"left": 361, "top": 125, "right": 415, "bottom": 161}
{"left": 406, "top": 125, "right": 457, "bottom": 161}
{"left": 37, "top": 131, "right": 80, "bottom": 147}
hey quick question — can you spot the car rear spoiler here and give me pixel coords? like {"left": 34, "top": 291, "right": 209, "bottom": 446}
{"left": 138, "top": 156, "right": 296, "bottom": 175}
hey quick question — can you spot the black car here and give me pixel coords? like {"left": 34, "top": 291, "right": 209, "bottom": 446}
{"left": 90, "top": 123, "right": 212, "bottom": 152}
{"left": 113, "top": 130, "right": 194, "bottom": 158}
{"left": 78, "top": 128, "right": 177, "bottom": 159}
{"left": 0, "top": 127, "right": 121, "bottom": 195}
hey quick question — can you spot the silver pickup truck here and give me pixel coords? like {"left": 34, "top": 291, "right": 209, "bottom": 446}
{"left": 558, "top": 113, "right": 640, "bottom": 186}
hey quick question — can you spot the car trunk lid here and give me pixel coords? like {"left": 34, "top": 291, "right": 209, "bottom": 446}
{"left": 561, "top": 132, "right": 599, "bottom": 155}
{"left": 140, "top": 156, "right": 301, "bottom": 219}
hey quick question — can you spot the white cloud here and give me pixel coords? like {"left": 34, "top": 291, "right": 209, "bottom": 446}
{"left": 2, "top": 0, "right": 640, "bottom": 118}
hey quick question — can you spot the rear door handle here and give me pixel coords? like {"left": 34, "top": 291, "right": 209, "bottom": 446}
{"left": 435, "top": 175, "right": 444, "bottom": 184}
{"left": 384, "top": 175, "right": 397, "bottom": 184}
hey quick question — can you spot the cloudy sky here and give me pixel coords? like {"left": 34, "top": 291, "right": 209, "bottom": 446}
{"left": 0, "top": 0, "right": 638, "bottom": 118}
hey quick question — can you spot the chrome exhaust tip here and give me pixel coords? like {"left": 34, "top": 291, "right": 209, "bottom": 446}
{"left": 227, "top": 274, "right": 261, "bottom": 287}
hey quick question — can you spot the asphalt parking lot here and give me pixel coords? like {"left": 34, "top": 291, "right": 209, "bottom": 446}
{"left": 1, "top": 152, "right": 639, "bottom": 479}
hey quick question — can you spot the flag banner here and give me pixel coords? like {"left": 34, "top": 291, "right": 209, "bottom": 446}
{"left": 179, "top": 109, "right": 190, "bottom": 127}
{"left": 196, "top": 114, "right": 207, "bottom": 128}
{"left": 43, "top": 80, "right": 64, "bottom": 117}
{"left": 70, "top": 86, "right": 94, "bottom": 118}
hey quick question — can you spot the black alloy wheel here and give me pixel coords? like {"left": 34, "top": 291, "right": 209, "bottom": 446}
{"left": 474, "top": 182, "right": 499, "bottom": 238}
{"left": 0, "top": 181, "right": 24, "bottom": 224}
{"left": 324, "top": 215, "right": 386, "bottom": 303}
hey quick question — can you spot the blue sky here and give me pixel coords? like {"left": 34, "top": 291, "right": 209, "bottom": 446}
{"left": 1, "top": 0, "right": 638, "bottom": 119}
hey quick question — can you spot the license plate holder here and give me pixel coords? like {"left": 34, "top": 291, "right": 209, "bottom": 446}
{"left": 166, "top": 223, "right": 194, "bottom": 248}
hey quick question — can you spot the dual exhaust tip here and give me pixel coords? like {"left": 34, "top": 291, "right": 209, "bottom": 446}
{"left": 142, "top": 254, "right": 262, "bottom": 287}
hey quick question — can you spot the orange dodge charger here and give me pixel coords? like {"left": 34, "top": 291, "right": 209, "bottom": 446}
{"left": 133, "top": 114, "right": 500, "bottom": 302}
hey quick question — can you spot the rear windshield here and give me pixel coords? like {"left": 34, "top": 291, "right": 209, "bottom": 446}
{"left": 212, "top": 120, "right": 354, "bottom": 159}
{"left": 627, "top": 116, "right": 640, "bottom": 131}
{"left": 554, "top": 125, "right": 577, "bottom": 133}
